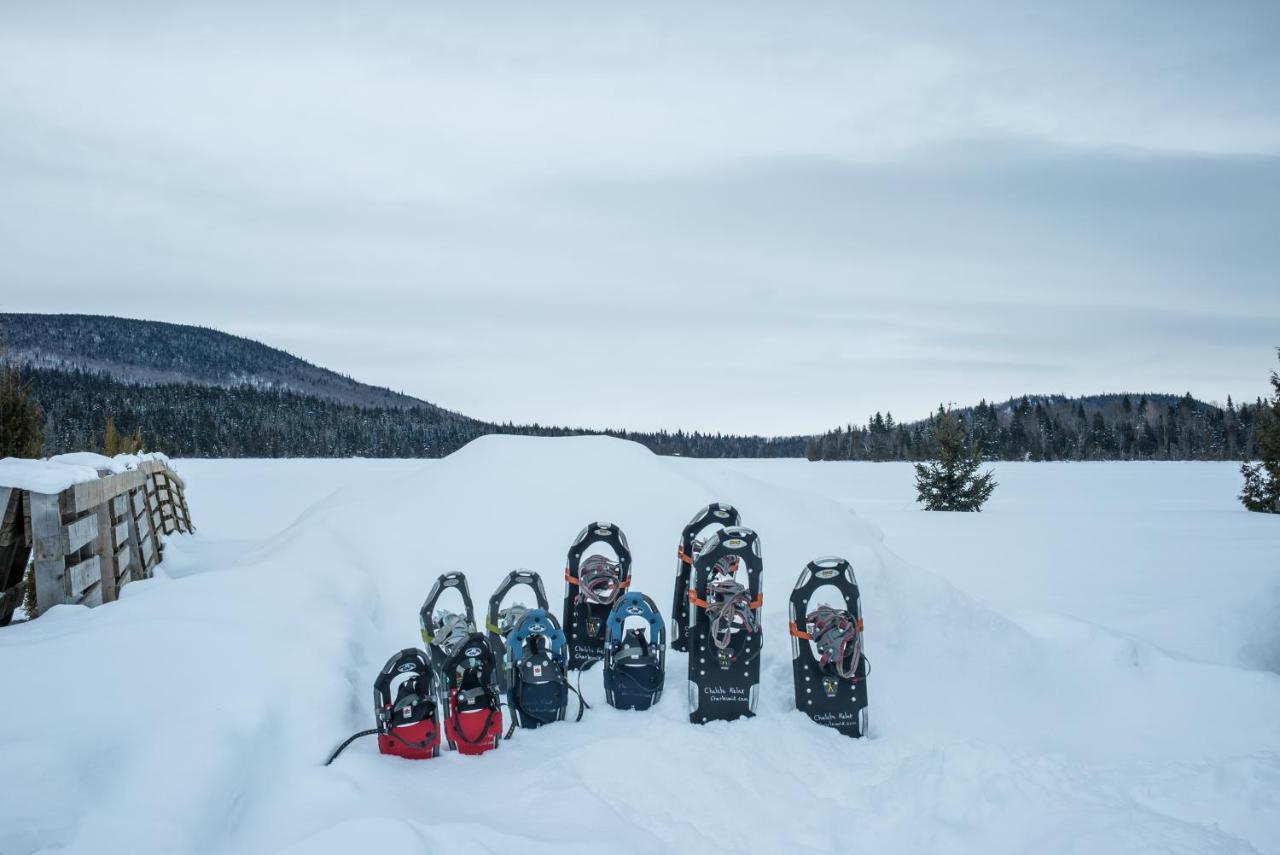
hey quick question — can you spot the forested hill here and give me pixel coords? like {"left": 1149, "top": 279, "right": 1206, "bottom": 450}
{"left": 0, "top": 313, "right": 433, "bottom": 411}
{"left": 807, "top": 393, "right": 1264, "bottom": 461}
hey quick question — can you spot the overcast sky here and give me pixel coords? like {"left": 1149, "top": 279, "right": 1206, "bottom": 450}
{"left": 2, "top": 2, "right": 1278, "bottom": 434}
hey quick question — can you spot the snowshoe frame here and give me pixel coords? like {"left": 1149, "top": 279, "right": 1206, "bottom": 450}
{"left": 789, "top": 557, "right": 869, "bottom": 738}
{"left": 687, "top": 526, "right": 763, "bottom": 724}
{"left": 671, "top": 503, "right": 740, "bottom": 652}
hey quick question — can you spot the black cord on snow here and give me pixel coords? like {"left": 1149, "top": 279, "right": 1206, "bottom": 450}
{"left": 324, "top": 728, "right": 378, "bottom": 766}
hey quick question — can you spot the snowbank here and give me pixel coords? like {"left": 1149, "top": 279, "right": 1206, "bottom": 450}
{"left": 0, "top": 451, "right": 172, "bottom": 493}
{"left": 1, "top": 438, "right": 1277, "bottom": 855}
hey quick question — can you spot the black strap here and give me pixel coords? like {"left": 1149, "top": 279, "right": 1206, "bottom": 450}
{"left": 323, "top": 728, "right": 378, "bottom": 766}
{"left": 452, "top": 705, "right": 499, "bottom": 747}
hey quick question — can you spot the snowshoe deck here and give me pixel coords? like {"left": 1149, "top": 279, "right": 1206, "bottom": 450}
{"left": 374, "top": 648, "right": 441, "bottom": 759}
{"left": 562, "top": 522, "right": 632, "bottom": 669}
{"left": 687, "top": 527, "right": 763, "bottom": 724}
{"left": 789, "top": 557, "right": 869, "bottom": 738}
{"left": 487, "top": 570, "right": 550, "bottom": 692}
{"left": 604, "top": 592, "right": 666, "bottom": 711}
{"left": 671, "top": 504, "right": 739, "bottom": 652}
{"left": 441, "top": 632, "right": 503, "bottom": 754}
{"left": 505, "top": 609, "right": 570, "bottom": 729}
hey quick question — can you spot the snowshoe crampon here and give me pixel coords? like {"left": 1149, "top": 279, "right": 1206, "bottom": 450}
{"left": 487, "top": 570, "right": 550, "bottom": 692}
{"left": 671, "top": 504, "right": 740, "bottom": 652}
{"left": 324, "top": 648, "right": 440, "bottom": 764}
{"left": 442, "top": 632, "right": 504, "bottom": 755}
{"left": 562, "top": 522, "right": 632, "bottom": 669}
{"left": 789, "top": 557, "right": 869, "bottom": 738}
{"left": 604, "top": 591, "right": 666, "bottom": 711}
{"left": 505, "top": 608, "right": 571, "bottom": 730}
{"left": 687, "top": 527, "right": 763, "bottom": 724}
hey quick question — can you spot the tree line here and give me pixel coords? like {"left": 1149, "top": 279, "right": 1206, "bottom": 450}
{"left": 807, "top": 393, "right": 1264, "bottom": 462}
{"left": 21, "top": 367, "right": 806, "bottom": 459}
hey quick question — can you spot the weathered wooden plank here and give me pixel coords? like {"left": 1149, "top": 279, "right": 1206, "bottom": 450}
{"left": 68, "top": 554, "right": 100, "bottom": 596}
{"left": 113, "top": 521, "right": 130, "bottom": 547}
{"left": 131, "top": 489, "right": 145, "bottom": 516}
{"left": 141, "top": 534, "right": 155, "bottom": 566}
{"left": 64, "top": 513, "right": 99, "bottom": 553}
{"left": 0, "top": 488, "right": 14, "bottom": 548}
{"left": 30, "top": 492, "right": 67, "bottom": 612}
{"left": 69, "top": 469, "right": 144, "bottom": 515}
{"left": 111, "top": 493, "right": 128, "bottom": 517}
{"left": 80, "top": 581, "right": 103, "bottom": 608}
{"left": 114, "top": 546, "right": 133, "bottom": 583}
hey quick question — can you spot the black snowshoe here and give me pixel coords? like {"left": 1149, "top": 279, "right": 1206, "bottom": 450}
{"left": 503, "top": 608, "right": 573, "bottom": 731}
{"left": 324, "top": 647, "right": 441, "bottom": 764}
{"left": 671, "top": 504, "right": 740, "bottom": 652}
{"left": 419, "top": 571, "right": 478, "bottom": 679}
{"left": 687, "top": 527, "right": 763, "bottom": 724}
{"left": 789, "top": 557, "right": 869, "bottom": 738}
{"left": 487, "top": 570, "right": 551, "bottom": 693}
{"left": 441, "top": 632, "right": 504, "bottom": 754}
{"left": 562, "top": 522, "right": 632, "bottom": 669}
{"left": 604, "top": 592, "right": 666, "bottom": 711}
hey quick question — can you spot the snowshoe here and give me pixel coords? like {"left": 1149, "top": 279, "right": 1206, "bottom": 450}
{"left": 487, "top": 569, "right": 550, "bottom": 692}
{"left": 562, "top": 522, "right": 632, "bottom": 669}
{"left": 671, "top": 504, "right": 740, "bottom": 652}
{"left": 441, "top": 632, "right": 504, "bottom": 755}
{"left": 504, "top": 608, "right": 571, "bottom": 730}
{"left": 789, "top": 557, "right": 868, "bottom": 738}
{"left": 323, "top": 648, "right": 440, "bottom": 764}
{"left": 419, "top": 571, "right": 478, "bottom": 679}
{"left": 604, "top": 592, "right": 666, "bottom": 711}
{"left": 687, "top": 527, "right": 763, "bottom": 724}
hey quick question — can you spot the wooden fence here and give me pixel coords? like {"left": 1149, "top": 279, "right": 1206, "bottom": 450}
{"left": 0, "top": 460, "right": 193, "bottom": 626}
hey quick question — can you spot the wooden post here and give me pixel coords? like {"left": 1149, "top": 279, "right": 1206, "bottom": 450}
{"left": 121, "top": 488, "right": 145, "bottom": 583}
{"left": 0, "top": 488, "right": 31, "bottom": 626}
{"left": 92, "top": 501, "right": 118, "bottom": 603}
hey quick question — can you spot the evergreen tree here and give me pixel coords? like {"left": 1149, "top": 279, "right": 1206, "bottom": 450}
{"left": 1240, "top": 351, "right": 1280, "bottom": 513}
{"left": 0, "top": 352, "right": 44, "bottom": 458}
{"left": 914, "top": 406, "right": 997, "bottom": 511}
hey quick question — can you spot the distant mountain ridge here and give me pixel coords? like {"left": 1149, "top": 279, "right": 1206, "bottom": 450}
{"left": 1, "top": 313, "right": 803, "bottom": 458}
{"left": 0, "top": 313, "right": 435, "bottom": 411}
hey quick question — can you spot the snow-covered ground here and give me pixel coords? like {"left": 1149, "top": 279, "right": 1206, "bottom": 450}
{"left": 3, "top": 438, "right": 1278, "bottom": 855}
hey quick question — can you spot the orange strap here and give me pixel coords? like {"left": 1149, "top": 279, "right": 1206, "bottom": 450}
{"left": 677, "top": 546, "right": 694, "bottom": 566}
{"left": 565, "top": 571, "right": 633, "bottom": 590}
{"left": 790, "top": 617, "right": 865, "bottom": 638}
{"left": 689, "top": 590, "right": 763, "bottom": 610}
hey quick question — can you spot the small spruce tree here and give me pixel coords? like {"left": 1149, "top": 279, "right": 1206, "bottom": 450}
{"left": 915, "top": 405, "right": 997, "bottom": 511}
{"left": 1240, "top": 351, "right": 1280, "bottom": 513}
{"left": 0, "top": 352, "right": 45, "bottom": 458}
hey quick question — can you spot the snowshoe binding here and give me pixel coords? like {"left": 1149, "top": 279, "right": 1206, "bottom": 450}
{"left": 504, "top": 608, "right": 573, "bottom": 731}
{"left": 441, "top": 632, "right": 504, "bottom": 754}
{"left": 604, "top": 592, "right": 666, "bottom": 711}
{"left": 687, "top": 527, "right": 763, "bottom": 724}
{"left": 562, "top": 522, "right": 632, "bottom": 669}
{"left": 487, "top": 569, "right": 550, "bottom": 692}
{"left": 671, "top": 503, "right": 740, "bottom": 652}
{"left": 789, "top": 557, "right": 868, "bottom": 738}
{"left": 324, "top": 647, "right": 440, "bottom": 764}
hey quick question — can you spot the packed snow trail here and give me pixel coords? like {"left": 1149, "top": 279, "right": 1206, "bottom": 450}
{"left": 2, "top": 437, "right": 1279, "bottom": 855}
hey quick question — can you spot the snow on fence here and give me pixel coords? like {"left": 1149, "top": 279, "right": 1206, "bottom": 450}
{"left": 0, "top": 458, "right": 193, "bottom": 625}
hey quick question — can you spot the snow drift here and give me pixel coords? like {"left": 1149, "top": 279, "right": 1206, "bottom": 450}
{"left": 2, "top": 436, "right": 1278, "bottom": 855}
